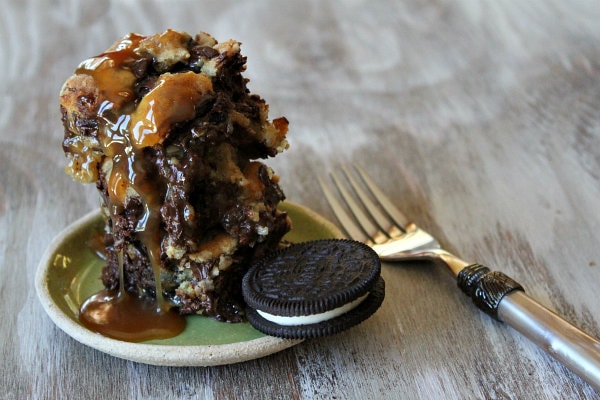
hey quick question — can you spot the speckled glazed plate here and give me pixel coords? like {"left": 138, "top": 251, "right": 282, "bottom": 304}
{"left": 35, "top": 201, "right": 343, "bottom": 366}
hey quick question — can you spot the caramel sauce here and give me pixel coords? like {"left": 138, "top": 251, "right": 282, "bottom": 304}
{"left": 75, "top": 34, "right": 143, "bottom": 108}
{"left": 79, "top": 289, "right": 185, "bottom": 342}
{"left": 77, "top": 32, "right": 194, "bottom": 342}
{"left": 79, "top": 252, "right": 185, "bottom": 342}
{"left": 129, "top": 71, "right": 212, "bottom": 147}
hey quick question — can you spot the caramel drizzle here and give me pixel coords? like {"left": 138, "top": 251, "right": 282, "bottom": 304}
{"left": 76, "top": 33, "right": 212, "bottom": 341}
{"left": 79, "top": 249, "right": 185, "bottom": 342}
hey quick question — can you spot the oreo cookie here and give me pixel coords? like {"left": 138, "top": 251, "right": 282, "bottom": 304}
{"left": 242, "top": 239, "right": 385, "bottom": 339}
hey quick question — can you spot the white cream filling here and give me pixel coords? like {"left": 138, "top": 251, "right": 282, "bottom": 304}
{"left": 256, "top": 293, "right": 369, "bottom": 326}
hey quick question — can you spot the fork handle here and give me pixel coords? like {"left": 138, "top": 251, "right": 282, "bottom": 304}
{"left": 458, "top": 264, "right": 600, "bottom": 392}
{"left": 457, "top": 264, "right": 524, "bottom": 320}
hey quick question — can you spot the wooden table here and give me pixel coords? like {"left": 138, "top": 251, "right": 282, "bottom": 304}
{"left": 2, "top": 0, "right": 599, "bottom": 398}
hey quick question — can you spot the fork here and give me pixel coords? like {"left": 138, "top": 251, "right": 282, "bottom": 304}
{"left": 319, "top": 165, "right": 600, "bottom": 391}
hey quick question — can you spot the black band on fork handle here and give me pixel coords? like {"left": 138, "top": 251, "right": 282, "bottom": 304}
{"left": 457, "top": 264, "right": 524, "bottom": 320}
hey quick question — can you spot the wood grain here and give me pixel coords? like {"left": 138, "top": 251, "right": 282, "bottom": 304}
{"left": 2, "top": 0, "right": 599, "bottom": 398}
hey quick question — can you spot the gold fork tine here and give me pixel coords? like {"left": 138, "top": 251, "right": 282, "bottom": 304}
{"left": 329, "top": 170, "right": 389, "bottom": 244}
{"left": 353, "top": 164, "right": 411, "bottom": 230}
{"left": 341, "top": 165, "right": 402, "bottom": 235}
{"left": 318, "top": 176, "right": 367, "bottom": 242}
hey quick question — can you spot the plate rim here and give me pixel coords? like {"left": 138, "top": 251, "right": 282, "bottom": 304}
{"left": 34, "top": 201, "right": 343, "bottom": 366}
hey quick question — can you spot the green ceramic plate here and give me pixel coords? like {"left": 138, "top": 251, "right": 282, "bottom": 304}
{"left": 35, "top": 201, "right": 343, "bottom": 366}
